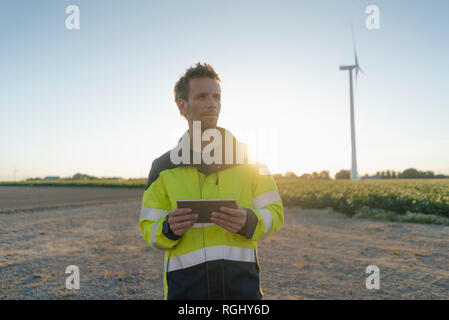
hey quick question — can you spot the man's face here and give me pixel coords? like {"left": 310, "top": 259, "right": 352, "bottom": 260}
{"left": 178, "top": 77, "right": 221, "bottom": 130}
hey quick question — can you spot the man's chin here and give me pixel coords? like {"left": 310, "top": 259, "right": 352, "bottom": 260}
{"left": 201, "top": 119, "right": 218, "bottom": 130}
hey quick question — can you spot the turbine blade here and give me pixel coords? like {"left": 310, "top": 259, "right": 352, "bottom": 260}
{"left": 352, "top": 27, "right": 365, "bottom": 76}
{"left": 357, "top": 66, "right": 366, "bottom": 76}
{"left": 352, "top": 26, "right": 359, "bottom": 67}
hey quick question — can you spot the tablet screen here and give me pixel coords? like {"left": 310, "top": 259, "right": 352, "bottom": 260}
{"left": 176, "top": 199, "right": 238, "bottom": 223}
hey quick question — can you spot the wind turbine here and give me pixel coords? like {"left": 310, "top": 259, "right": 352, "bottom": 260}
{"left": 339, "top": 32, "right": 365, "bottom": 181}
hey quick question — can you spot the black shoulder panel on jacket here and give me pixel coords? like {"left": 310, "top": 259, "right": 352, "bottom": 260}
{"left": 144, "top": 151, "right": 180, "bottom": 191}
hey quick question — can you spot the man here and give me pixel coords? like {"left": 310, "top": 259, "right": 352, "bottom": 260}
{"left": 139, "top": 62, "right": 284, "bottom": 300}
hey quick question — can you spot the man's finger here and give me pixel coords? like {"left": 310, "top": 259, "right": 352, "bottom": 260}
{"left": 219, "top": 207, "right": 244, "bottom": 217}
{"left": 212, "top": 211, "right": 241, "bottom": 223}
{"left": 211, "top": 218, "right": 231, "bottom": 230}
{"left": 170, "top": 208, "right": 192, "bottom": 216}
{"left": 211, "top": 217, "right": 239, "bottom": 233}
{"left": 172, "top": 219, "right": 197, "bottom": 236}
{"left": 172, "top": 219, "right": 196, "bottom": 230}
{"left": 169, "top": 213, "right": 198, "bottom": 223}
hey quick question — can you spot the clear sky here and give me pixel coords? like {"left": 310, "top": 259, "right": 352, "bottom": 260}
{"left": 1, "top": 0, "right": 448, "bottom": 180}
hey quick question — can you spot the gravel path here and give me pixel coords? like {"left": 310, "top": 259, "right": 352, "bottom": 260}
{"left": 1, "top": 187, "right": 448, "bottom": 299}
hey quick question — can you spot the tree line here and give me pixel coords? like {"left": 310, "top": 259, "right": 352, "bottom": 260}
{"left": 26, "top": 173, "right": 122, "bottom": 181}
{"left": 274, "top": 168, "right": 448, "bottom": 180}
{"left": 273, "top": 170, "right": 331, "bottom": 180}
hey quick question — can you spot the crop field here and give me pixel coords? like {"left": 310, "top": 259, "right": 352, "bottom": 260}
{"left": 276, "top": 179, "right": 449, "bottom": 225}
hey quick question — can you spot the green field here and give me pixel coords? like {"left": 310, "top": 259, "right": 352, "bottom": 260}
{"left": 2, "top": 178, "right": 449, "bottom": 225}
{"left": 276, "top": 179, "right": 449, "bottom": 225}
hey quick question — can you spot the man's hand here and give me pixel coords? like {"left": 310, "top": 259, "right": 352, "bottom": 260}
{"left": 211, "top": 206, "right": 247, "bottom": 234}
{"left": 168, "top": 208, "right": 199, "bottom": 236}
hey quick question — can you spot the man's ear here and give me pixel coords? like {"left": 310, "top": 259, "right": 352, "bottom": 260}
{"left": 177, "top": 98, "right": 188, "bottom": 119}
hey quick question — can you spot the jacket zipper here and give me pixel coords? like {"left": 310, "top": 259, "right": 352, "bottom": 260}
{"left": 198, "top": 171, "right": 211, "bottom": 299}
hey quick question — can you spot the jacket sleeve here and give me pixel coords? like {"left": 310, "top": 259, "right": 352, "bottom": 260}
{"left": 139, "top": 160, "right": 181, "bottom": 251}
{"left": 238, "top": 163, "right": 284, "bottom": 241}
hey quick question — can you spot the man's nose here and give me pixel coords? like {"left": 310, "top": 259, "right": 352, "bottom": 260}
{"left": 206, "top": 97, "right": 218, "bottom": 109}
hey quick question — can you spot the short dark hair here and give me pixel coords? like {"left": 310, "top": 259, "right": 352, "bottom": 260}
{"left": 174, "top": 62, "right": 221, "bottom": 104}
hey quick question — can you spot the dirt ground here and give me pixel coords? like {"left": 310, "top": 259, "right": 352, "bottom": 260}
{"left": 1, "top": 186, "right": 448, "bottom": 299}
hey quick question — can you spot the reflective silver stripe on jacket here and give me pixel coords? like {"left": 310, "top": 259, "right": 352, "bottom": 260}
{"left": 167, "top": 245, "right": 256, "bottom": 272}
{"left": 252, "top": 190, "right": 281, "bottom": 209}
{"left": 252, "top": 190, "right": 280, "bottom": 239}
{"left": 140, "top": 207, "right": 168, "bottom": 221}
{"left": 258, "top": 208, "right": 273, "bottom": 240}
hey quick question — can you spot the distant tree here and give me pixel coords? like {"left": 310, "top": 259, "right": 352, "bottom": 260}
{"left": 72, "top": 173, "right": 98, "bottom": 180}
{"left": 401, "top": 168, "right": 420, "bottom": 179}
{"left": 317, "top": 170, "right": 330, "bottom": 180}
{"left": 272, "top": 173, "right": 283, "bottom": 180}
{"left": 26, "top": 177, "right": 42, "bottom": 181}
{"left": 423, "top": 171, "right": 435, "bottom": 178}
{"left": 284, "top": 171, "right": 297, "bottom": 179}
{"left": 365, "top": 168, "right": 445, "bottom": 179}
{"left": 335, "top": 169, "right": 350, "bottom": 180}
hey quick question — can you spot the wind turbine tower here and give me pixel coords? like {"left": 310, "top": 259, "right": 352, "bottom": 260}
{"left": 339, "top": 35, "right": 364, "bottom": 181}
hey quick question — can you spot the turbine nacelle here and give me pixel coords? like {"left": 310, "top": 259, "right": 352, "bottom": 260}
{"left": 339, "top": 65, "right": 357, "bottom": 71}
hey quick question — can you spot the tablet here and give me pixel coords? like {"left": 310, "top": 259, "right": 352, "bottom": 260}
{"left": 176, "top": 199, "right": 238, "bottom": 223}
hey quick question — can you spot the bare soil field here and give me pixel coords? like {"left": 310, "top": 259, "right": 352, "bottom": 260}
{"left": 1, "top": 186, "right": 448, "bottom": 299}
{"left": 0, "top": 186, "right": 140, "bottom": 213}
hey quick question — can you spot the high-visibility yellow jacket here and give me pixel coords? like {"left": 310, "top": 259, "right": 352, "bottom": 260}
{"left": 139, "top": 127, "right": 284, "bottom": 300}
